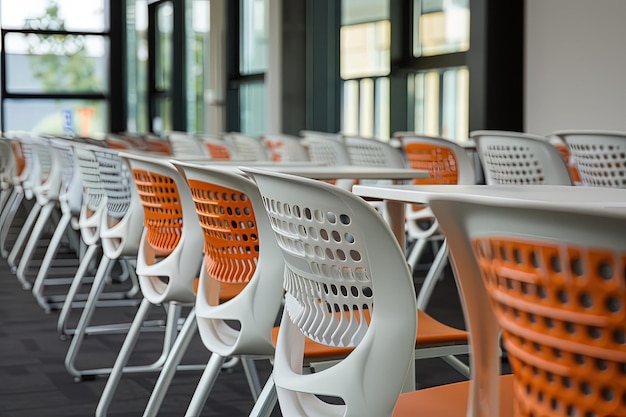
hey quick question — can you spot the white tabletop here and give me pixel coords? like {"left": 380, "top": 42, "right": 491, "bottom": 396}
{"left": 244, "top": 165, "right": 429, "bottom": 180}
{"left": 353, "top": 184, "right": 626, "bottom": 215}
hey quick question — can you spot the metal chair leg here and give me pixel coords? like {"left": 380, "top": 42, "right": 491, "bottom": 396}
{"left": 248, "top": 372, "right": 278, "bottom": 417}
{"left": 184, "top": 353, "right": 226, "bottom": 417}
{"left": 16, "top": 202, "right": 54, "bottom": 289}
{"left": 7, "top": 197, "right": 39, "bottom": 269}
{"left": 142, "top": 310, "right": 198, "bottom": 417}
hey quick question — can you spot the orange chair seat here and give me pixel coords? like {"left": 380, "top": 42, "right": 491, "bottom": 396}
{"left": 393, "top": 374, "right": 515, "bottom": 416}
{"left": 271, "top": 309, "right": 468, "bottom": 360}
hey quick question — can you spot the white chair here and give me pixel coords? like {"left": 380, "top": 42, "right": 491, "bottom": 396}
{"left": 553, "top": 130, "right": 626, "bottom": 187}
{"left": 391, "top": 185, "right": 626, "bottom": 417}
{"left": 397, "top": 135, "right": 476, "bottom": 310}
{"left": 62, "top": 144, "right": 145, "bottom": 380}
{"left": 244, "top": 167, "right": 471, "bottom": 417}
{"left": 471, "top": 130, "right": 573, "bottom": 185}
{"left": 140, "top": 161, "right": 285, "bottom": 417}
{"left": 95, "top": 152, "right": 205, "bottom": 416}
{"left": 197, "top": 134, "right": 238, "bottom": 160}
{"left": 168, "top": 131, "right": 211, "bottom": 157}
{"left": 300, "top": 130, "right": 354, "bottom": 190}
{"left": 224, "top": 132, "right": 271, "bottom": 161}
{"left": 262, "top": 133, "right": 310, "bottom": 162}
{"left": 29, "top": 138, "right": 86, "bottom": 312}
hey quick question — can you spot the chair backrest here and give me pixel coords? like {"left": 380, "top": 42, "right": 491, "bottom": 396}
{"left": 224, "top": 132, "right": 270, "bottom": 161}
{"left": 120, "top": 152, "right": 204, "bottom": 304}
{"left": 553, "top": 130, "right": 626, "bottom": 188}
{"left": 262, "top": 133, "right": 310, "bottom": 162}
{"left": 0, "top": 137, "right": 16, "bottom": 191}
{"left": 399, "top": 135, "right": 477, "bottom": 185}
{"left": 93, "top": 146, "right": 144, "bottom": 258}
{"left": 172, "top": 162, "right": 284, "bottom": 356}
{"left": 300, "top": 130, "right": 351, "bottom": 166}
{"left": 243, "top": 167, "right": 417, "bottom": 417}
{"left": 547, "top": 135, "right": 581, "bottom": 184}
{"left": 30, "top": 136, "right": 64, "bottom": 206}
{"left": 343, "top": 136, "right": 406, "bottom": 168}
{"left": 72, "top": 143, "right": 106, "bottom": 246}
{"left": 197, "top": 134, "right": 237, "bottom": 160}
{"left": 472, "top": 130, "right": 573, "bottom": 185}
{"left": 168, "top": 131, "right": 209, "bottom": 158}
{"left": 50, "top": 138, "right": 83, "bottom": 218}
{"left": 421, "top": 187, "right": 626, "bottom": 417}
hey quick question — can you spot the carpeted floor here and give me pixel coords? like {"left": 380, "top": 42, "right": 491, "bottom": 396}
{"left": 0, "top": 206, "right": 483, "bottom": 417}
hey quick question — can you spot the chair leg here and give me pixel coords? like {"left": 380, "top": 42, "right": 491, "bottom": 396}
{"left": 184, "top": 353, "right": 227, "bottom": 417}
{"left": 406, "top": 237, "right": 428, "bottom": 271}
{"left": 242, "top": 357, "right": 262, "bottom": 401}
{"left": 416, "top": 239, "right": 449, "bottom": 311}
{"left": 7, "top": 199, "right": 39, "bottom": 269}
{"left": 142, "top": 310, "right": 198, "bottom": 417}
{"left": 16, "top": 202, "right": 54, "bottom": 290}
{"left": 57, "top": 245, "right": 105, "bottom": 337}
{"left": 0, "top": 189, "right": 23, "bottom": 258}
{"left": 95, "top": 301, "right": 181, "bottom": 417}
{"left": 248, "top": 372, "right": 278, "bottom": 417}
{"left": 31, "top": 210, "right": 73, "bottom": 312}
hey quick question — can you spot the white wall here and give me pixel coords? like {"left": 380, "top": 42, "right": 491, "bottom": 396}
{"left": 525, "top": 0, "right": 626, "bottom": 136}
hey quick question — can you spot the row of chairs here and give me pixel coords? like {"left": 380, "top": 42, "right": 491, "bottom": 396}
{"left": 0, "top": 131, "right": 471, "bottom": 416}
{"left": 3, "top": 128, "right": 624, "bottom": 416}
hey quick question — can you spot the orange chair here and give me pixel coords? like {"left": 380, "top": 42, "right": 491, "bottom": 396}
{"left": 392, "top": 185, "right": 626, "bottom": 417}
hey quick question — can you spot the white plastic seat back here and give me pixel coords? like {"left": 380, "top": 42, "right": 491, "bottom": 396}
{"left": 93, "top": 146, "right": 144, "bottom": 259}
{"left": 172, "top": 162, "right": 285, "bottom": 357}
{"left": 300, "top": 131, "right": 354, "bottom": 190}
{"left": 197, "top": 134, "right": 238, "bottom": 160}
{"left": 120, "top": 152, "right": 204, "bottom": 305}
{"left": 224, "top": 132, "right": 270, "bottom": 161}
{"left": 472, "top": 130, "right": 573, "bottom": 185}
{"left": 51, "top": 139, "right": 83, "bottom": 220}
{"left": 168, "top": 131, "right": 209, "bottom": 157}
{"left": 31, "top": 137, "right": 63, "bottom": 206}
{"left": 421, "top": 188, "right": 626, "bottom": 417}
{"left": 74, "top": 144, "right": 106, "bottom": 246}
{"left": 554, "top": 130, "right": 626, "bottom": 187}
{"left": 0, "top": 138, "right": 14, "bottom": 190}
{"left": 344, "top": 135, "right": 406, "bottom": 169}
{"left": 243, "top": 167, "right": 417, "bottom": 417}
{"left": 262, "top": 133, "right": 310, "bottom": 162}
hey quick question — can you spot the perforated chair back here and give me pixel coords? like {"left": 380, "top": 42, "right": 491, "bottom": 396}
{"left": 300, "top": 130, "right": 351, "bottom": 166}
{"left": 30, "top": 137, "right": 63, "bottom": 206}
{"left": 120, "top": 152, "right": 204, "bottom": 304}
{"left": 50, "top": 138, "right": 83, "bottom": 221}
{"left": 472, "top": 130, "right": 573, "bottom": 185}
{"left": 554, "top": 130, "right": 626, "bottom": 188}
{"left": 73, "top": 144, "right": 106, "bottom": 246}
{"left": 90, "top": 147, "right": 144, "bottom": 258}
{"left": 262, "top": 133, "right": 310, "bottom": 162}
{"left": 243, "top": 167, "right": 417, "bottom": 417}
{"left": 416, "top": 187, "right": 626, "bottom": 417}
{"left": 197, "top": 134, "right": 237, "bottom": 160}
{"left": 172, "top": 162, "right": 285, "bottom": 357}
{"left": 0, "top": 137, "right": 16, "bottom": 192}
{"left": 224, "top": 132, "right": 270, "bottom": 161}
{"left": 344, "top": 135, "right": 406, "bottom": 168}
{"left": 168, "top": 131, "right": 209, "bottom": 158}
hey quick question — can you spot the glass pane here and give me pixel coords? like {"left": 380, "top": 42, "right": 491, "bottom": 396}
{"left": 342, "top": 0, "right": 389, "bottom": 25}
{"left": 1, "top": 0, "right": 108, "bottom": 32}
{"left": 342, "top": 80, "right": 359, "bottom": 136}
{"left": 126, "top": 0, "right": 149, "bottom": 133}
{"left": 4, "top": 32, "right": 108, "bottom": 94}
{"left": 187, "top": 0, "right": 211, "bottom": 133}
{"left": 359, "top": 78, "right": 374, "bottom": 138}
{"left": 414, "top": 0, "right": 469, "bottom": 57}
{"left": 240, "top": 82, "right": 265, "bottom": 137}
{"left": 156, "top": 1, "right": 174, "bottom": 91}
{"left": 375, "top": 77, "right": 390, "bottom": 140}
{"left": 4, "top": 99, "right": 107, "bottom": 137}
{"left": 410, "top": 66, "right": 469, "bottom": 141}
{"left": 340, "top": 20, "right": 390, "bottom": 79}
{"left": 240, "top": 0, "right": 267, "bottom": 75}
{"left": 153, "top": 97, "right": 173, "bottom": 136}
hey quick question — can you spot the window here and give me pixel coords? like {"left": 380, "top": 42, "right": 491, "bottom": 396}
{"left": 340, "top": 0, "right": 390, "bottom": 139}
{"left": 414, "top": 0, "right": 470, "bottom": 57}
{"left": 1, "top": 0, "right": 111, "bottom": 136}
